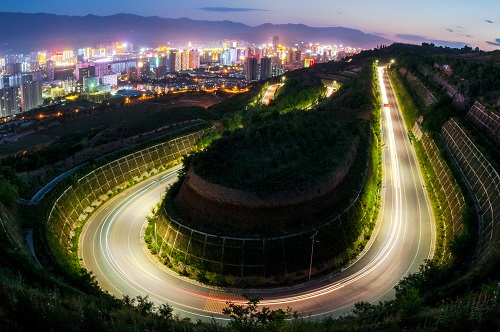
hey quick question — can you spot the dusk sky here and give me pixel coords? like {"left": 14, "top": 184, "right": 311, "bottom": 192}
{"left": 2, "top": 0, "right": 500, "bottom": 51}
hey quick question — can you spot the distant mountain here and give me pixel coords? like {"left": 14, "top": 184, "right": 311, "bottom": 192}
{"left": 0, "top": 12, "right": 393, "bottom": 52}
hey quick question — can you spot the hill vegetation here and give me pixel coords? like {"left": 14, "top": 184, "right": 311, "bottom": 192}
{"left": 192, "top": 109, "right": 363, "bottom": 192}
{"left": 0, "top": 44, "right": 499, "bottom": 330}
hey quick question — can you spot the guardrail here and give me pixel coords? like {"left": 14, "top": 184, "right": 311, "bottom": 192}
{"left": 441, "top": 118, "right": 500, "bottom": 262}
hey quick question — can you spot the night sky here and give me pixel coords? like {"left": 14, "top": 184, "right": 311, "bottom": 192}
{"left": 2, "top": 0, "right": 499, "bottom": 51}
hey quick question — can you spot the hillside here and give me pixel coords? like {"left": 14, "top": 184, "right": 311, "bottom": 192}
{"left": 0, "top": 44, "right": 499, "bottom": 330}
{"left": 0, "top": 12, "right": 392, "bottom": 52}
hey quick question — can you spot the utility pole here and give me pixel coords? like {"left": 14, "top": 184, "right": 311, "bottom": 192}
{"left": 309, "top": 230, "right": 319, "bottom": 280}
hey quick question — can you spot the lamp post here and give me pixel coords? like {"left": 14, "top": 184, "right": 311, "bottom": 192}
{"left": 155, "top": 221, "right": 158, "bottom": 253}
{"left": 309, "top": 230, "right": 319, "bottom": 280}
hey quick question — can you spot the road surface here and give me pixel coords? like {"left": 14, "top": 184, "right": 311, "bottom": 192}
{"left": 261, "top": 84, "right": 283, "bottom": 105}
{"left": 79, "top": 66, "right": 434, "bottom": 321}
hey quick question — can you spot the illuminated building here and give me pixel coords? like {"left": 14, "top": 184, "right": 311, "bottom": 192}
{"left": 76, "top": 62, "right": 95, "bottom": 83}
{"left": 170, "top": 51, "right": 181, "bottom": 72}
{"left": 220, "top": 50, "right": 231, "bottom": 65}
{"left": 60, "top": 79, "right": 77, "bottom": 93}
{"left": 189, "top": 50, "right": 200, "bottom": 69}
{"left": 137, "top": 60, "right": 151, "bottom": 79}
{"left": 151, "top": 56, "right": 167, "bottom": 79}
{"left": 51, "top": 52, "right": 63, "bottom": 63}
{"left": 83, "top": 76, "right": 99, "bottom": 92}
{"left": 0, "top": 86, "right": 20, "bottom": 117}
{"left": 20, "top": 81, "right": 42, "bottom": 112}
{"left": 9, "top": 75, "right": 23, "bottom": 87}
{"left": 181, "top": 51, "right": 190, "bottom": 71}
{"left": 46, "top": 60, "right": 55, "bottom": 80}
{"left": 7, "top": 63, "right": 22, "bottom": 76}
{"left": 87, "top": 48, "right": 95, "bottom": 60}
{"left": 96, "top": 48, "right": 106, "bottom": 57}
{"left": 126, "top": 67, "right": 138, "bottom": 80}
{"left": 63, "top": 50, "right": 74, "bottom": 61}
{"left": 245, "top": 57, "right": 258, "bottom": 81}
{"left": 37, "top": 52, "right": 47, "bottom": 65}
{"left": 260, "top": 57, "right": 272, "bottom": 80}
{"left": 94, "top": 62, "right": 109, "bottom": 78}
{"left": 102, "top": 74, "right": 118, "bottom": 87}
{"left": 304, "top": 58, "right": 315, "bottom": 68}
{"left": 272, "top": 35, "right": 279, "bottom": 50}
{"left": 50, "top": 87, "right": 65, "bottom": 100}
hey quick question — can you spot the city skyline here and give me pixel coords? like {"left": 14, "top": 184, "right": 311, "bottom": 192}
{"left": 2, "top": 0, "right": 499, "bottom": 51}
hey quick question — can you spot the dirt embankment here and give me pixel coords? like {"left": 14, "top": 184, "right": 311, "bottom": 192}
{"left": 174, "top": 137, "right": 360, "bottom": 235}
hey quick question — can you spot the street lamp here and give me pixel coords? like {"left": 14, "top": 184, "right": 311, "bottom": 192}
{"left": 309, "top": 230, "right": 319, "bottom": 280}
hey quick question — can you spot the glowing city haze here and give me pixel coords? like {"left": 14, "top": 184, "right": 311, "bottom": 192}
{"left": 3, "top": 0, "right": 500, "bottom": 51}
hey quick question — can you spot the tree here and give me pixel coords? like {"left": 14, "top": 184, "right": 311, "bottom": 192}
{"left": 222, "top": 295, "right": 292, "bottom": 331}
{"left": 0, "top": 179, "right": 18, "bottom": 207}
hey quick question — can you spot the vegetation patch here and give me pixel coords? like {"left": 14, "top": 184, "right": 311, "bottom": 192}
{"left": 193, "top": 109, "right": 363, "bottom": 192}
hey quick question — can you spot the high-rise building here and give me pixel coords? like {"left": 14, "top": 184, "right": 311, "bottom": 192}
{"left": 151, "top": 56, "right": 167, "bottom": 79}
{"left": 245, "top": 57, "right": 258, "bottom": 81}
{"left": 62, "top": 50, "right": 74, "bottom": 61}
{"left": 181, "top": 51, "right": 190, "bottom": 71}
{"left": 38, "top": 52, "right": 47, "bottom": 65}
{"left": 46, "top": 60, "right": 55, "bottom": 81}
{"left": 126, "top": 67, "right": 138, "bottom": 81}
{"left": 9, "top": 75, "right": 23, "bottom": 87}
{"left": 220, "top": 50, "right": 231, "bottom": 65}
{"left": 60, "top": 79, "right": 77, "bottom": 93}
{"left": 7, "top": 63, "right": 22, "bottom": 76}
{"left": 94, "top": 62, "right": 109, "bottom": 78}
{"left": 189, "top": 50, "right": 200, "bottom": 70}
{"left": 229, "top": 48, "right": 238, "bottom": 64}
{"left": 76, "top": 62, "right": 95, "bottom": 83}
{"left": 137, "top": 61, "right": 151, "bottom": 79}
{"left": 102, "top": 74, "right": 118, "bottom": 87}
{"left": 83, "top": 76, "right": 99, "bottom": 92}
{"left": 272, "top": 36, "right": 280, "bottom": 50}
{"left": 85, "top": 48, "right": 95, "bottom": 60}
{"left": 0, "top": 86, "right": 19, "bottom": 117}
{"left": 169, "top": 51, "right": 182, "bottom": 72}
{"left": 260, "top": 57, "right": 272, "bottom": 80}
{"left": 20, "top": 81, "right": 42, "bottom": 112}
{"left": 51, "top": 52, "right": 63, "bottom": 63}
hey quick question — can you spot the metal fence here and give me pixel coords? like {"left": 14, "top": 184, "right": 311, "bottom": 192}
{"left": 466, "top": 101, "right": 500, "bottom": 146}
{"left": 441, "top": 118, "right": 500, "bottom": 262}
{"left": 420, "top": 132, "right": 465, "bottom": 259}
{"left": 47, "top": 128, "right": 214, "bottom": 252}
{"left": 156, "top": 146, "right": 377, "bottom": 278}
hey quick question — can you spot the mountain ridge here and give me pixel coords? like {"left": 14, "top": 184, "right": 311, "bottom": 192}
{"left": 0, "top": 12, "right": 393, "bottom": 52}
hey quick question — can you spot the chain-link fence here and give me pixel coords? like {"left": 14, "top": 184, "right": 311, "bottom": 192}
{"left": 47, "top": 128, "right": 214, "bottom": 252}
{"left": 466, "top": 101, "right": 500, "bottom": 146}
{"left": 420, "top": 132, "right": 465, "bottom": 259}
{"left": 441, "top": 118, "right": 500, "bottom": 262}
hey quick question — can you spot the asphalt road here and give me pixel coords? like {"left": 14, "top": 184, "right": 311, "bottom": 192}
{"left": 261, "top": 84, "right": 283, "bottom": 105}
{"left": 79, "top": 66, "right": 434, "bottom": 321}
